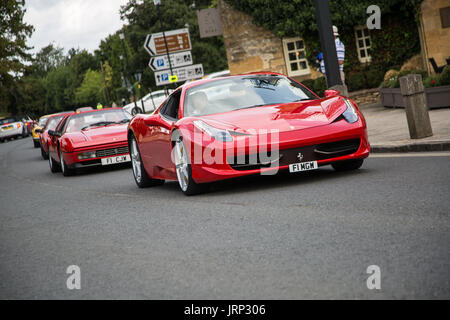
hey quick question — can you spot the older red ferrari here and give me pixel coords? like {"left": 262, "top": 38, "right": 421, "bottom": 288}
{"left": 37, "top": 112, "right": 72, "bottom": 160}
{"left": 47, "top": 108, "right": 131, "bottom": 176}
{"left": 127, "top": 72, "right": 370, "bottom": 195}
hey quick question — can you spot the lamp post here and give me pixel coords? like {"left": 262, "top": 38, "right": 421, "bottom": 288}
{"left": 119, "top": 31, "right": 140, "bottom": 113}
{"left": 134, "top": 70, "right": 146, "bottom": 113}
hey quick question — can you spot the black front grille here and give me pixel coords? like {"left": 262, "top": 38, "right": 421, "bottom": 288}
{"left": 314, "top": 139, "right": 360, "bottom": 159}
{"left": 228, "top": 139, "right": 360, "bottom": 171}
{"left": 95, "top": 146, "right": 129, "bottom": 158}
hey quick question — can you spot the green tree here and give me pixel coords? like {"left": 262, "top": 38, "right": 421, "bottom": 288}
{"left": 75, "top": 69, "right": 105, "bottom": 106}
{"left": 65, "top": 49, "right": 98, "bottom": 107}
{"left": 0, "top": 0, "right": 34, "bottom": 113}
{"left": 33, "top": 43, "right": 66, "bottom": 76}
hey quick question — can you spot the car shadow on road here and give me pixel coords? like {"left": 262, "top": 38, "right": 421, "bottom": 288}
{"left": 160, "top": 165, "right": 372, "bottom": 196}
{"left": 69, "top": 163, "right": 132, "bottom": 177}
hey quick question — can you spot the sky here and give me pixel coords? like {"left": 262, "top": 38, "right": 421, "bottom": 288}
{"left": 24, "top": 0, "right": 129, "bottom": 54}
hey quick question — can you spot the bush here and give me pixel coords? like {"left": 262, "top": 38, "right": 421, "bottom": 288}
{"left": 423, "top": 74, "right": 440, "bottom": 88}
{"left": 365, "top": 67, "right": 385, "bottom": 88}
{"left": 438, "top": 65, "right": 450, "bottom": 86}
{"left": 313, "top": 77, "right": 326, "bottom": 97}
{"left": 347, "top": 72, "right": 366, "bottom": 92}
{"left": 397, "top": 69, "right": 427, "bottom": 80}
{"left": 381, "top": 69, "right": 427, "bottom": 88}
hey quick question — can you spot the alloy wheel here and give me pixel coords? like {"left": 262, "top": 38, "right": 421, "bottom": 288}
{"left": 131, "top": 138, "right": 142, "bottom": 183}
{"left": 174, "top": 139, "right": 189, "bottom": 192}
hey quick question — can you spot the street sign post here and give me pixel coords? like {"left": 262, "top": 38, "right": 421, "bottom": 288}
{"left": 144, "top": 28, "right": 191, "bottom": 56}
{"left": 154, "top": 64, "right": 204, "bottom": 86}
{"left": 148, "top": 51, "right": 193, "bottom": 71}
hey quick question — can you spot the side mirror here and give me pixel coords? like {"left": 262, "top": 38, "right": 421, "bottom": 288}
{"left": 35, "top": 128, "right": 43, "bottom": 133}
{"left": 48, "top": 130, "right": 61, "bottom": 137}
{"left": 143, "top": 115, "right": 169, "bottom": 128}
{"left": 324, "top": 89, "right": 340, "bottom": 98}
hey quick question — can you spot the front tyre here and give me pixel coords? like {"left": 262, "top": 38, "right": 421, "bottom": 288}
{"left": 48, "top": 153, "right": 60, "bottom": 173}
{"left": 59, "top": 147, "right": 75, "bottom": 176}
{"left": 331, "top": 158, "right": 364, "bottom": 171}
{"left": 129, "top": 134, "right": 164, "bottom": 188}
{"left": 40, "top": 144, "right": 49, "bottom": 160}
{"left": 173, "top": 137, "right": 208, "bottom": 196}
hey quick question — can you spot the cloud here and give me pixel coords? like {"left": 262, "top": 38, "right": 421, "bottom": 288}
{"left": 24, "top": 0, "right": 129, "bottom": 54}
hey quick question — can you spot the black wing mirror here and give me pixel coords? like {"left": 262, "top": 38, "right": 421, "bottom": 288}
{"left": 48, "top": 130, "right": 61, "bottom": 137}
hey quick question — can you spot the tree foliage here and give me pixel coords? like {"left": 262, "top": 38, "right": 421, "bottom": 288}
{"left": 2, "top": 0, "right": 228, "bottom": 116}
{"left": 75, "top": 69, "right": 105, "bottom": 106}
{"left": 0, "top": 0, "right": 34, "bottom": 114}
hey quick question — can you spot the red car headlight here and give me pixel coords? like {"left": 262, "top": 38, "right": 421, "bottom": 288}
{"left": 342, "top": 99, "right": 359, "bottom": 123}
{"left": 193, "top": 120, "right": 233, "bottom": 142}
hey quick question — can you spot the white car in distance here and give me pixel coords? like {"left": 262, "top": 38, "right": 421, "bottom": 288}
{"left": 123, "top": 89, "right": 173, "bottom": 115}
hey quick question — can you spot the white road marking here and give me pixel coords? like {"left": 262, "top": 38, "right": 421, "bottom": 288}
{"left": 370, "top": 152, "right": 450, "bottom": 158}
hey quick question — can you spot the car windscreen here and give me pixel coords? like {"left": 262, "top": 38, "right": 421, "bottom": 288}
{"left": 0, "top": 117, "right": 18, "bottom": 125}
{"left": 38, "top": 117, "right": 48, "bottom": 126}
{"left": 65, "top": 109, "right": 131, "bottom": 133}
{"left": 183, "top": 75, "right": 317, "bottom": 117}
{"left": 45, "top": 115, "right": 65, "bottom": 131}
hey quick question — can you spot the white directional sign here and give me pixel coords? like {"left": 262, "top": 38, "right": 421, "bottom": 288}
{"left": 144, "top": 28, "right": 191, "bottom": 56}
{"left": 155, "top": 64, "right": 204, "bottom": 86}
{"left": 149, "top": 51, "right": 193, "bottom": 71}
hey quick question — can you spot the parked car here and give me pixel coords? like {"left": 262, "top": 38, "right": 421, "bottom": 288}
{"left": 32, "top": 115, "right": 51, "bottom": 148}
{"left": 123, "top": 89, "right": 173, "bottom": 115}
{"left": 21, "top": 116, "right": 35, "bottom": 136}
{"left": 127, "top": 72, "right": 370, "bottom": 195}
{"left": 37, "top": 112, "right": 72, "bottom": 160}
{"left": 47, "top": 108, "right": 132, "bottom": 176}
{"left": 0, "top": 116, "right": 26, "bottom": 142}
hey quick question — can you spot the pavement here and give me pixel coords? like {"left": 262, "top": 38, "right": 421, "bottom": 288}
{"left": 0, "top": 138, "right": 449, "bottom": 299}
{"left": 360, "top": 102, "right": 450, "bottom": 152}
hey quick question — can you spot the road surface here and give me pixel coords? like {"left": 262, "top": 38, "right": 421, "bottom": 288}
{"left": 0, "top": 137, "right": 449, "bottom": 299}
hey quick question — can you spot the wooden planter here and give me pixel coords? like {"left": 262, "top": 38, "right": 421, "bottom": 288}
{"left": 380, "top": 85, "right": 450, "bottom": 109}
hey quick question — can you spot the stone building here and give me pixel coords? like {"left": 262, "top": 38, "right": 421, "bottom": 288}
{"left": 218, "top": 0, "right": 450, "bottom": 80}
{"left": 419, "top": 0, "right": 450, "bottom": 74}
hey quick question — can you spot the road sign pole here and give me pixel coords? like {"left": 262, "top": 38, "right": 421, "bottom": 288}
{"left": 156, "top": 3, "right": 174, "bottom": 78}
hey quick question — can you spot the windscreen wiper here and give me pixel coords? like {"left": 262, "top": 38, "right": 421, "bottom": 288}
{"left": 81, "top": 121, "right": 116, "bottom": 130}
{"left": 115, "top": 119, "right": 130, "bottom": 124}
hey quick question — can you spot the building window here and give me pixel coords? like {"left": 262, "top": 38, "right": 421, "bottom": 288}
{"left": 282, "top": 37, "right": 310, "bottom": 76}
{"left": 354, "top": 26, "right": 372, "bottom": 63}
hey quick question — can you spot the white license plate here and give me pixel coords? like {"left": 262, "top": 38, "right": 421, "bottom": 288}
{"left": 289, "top": 161, "right": 318, "bottom": 173}
{"left": 101, "top": 155, "right": 131, "bottom": 165}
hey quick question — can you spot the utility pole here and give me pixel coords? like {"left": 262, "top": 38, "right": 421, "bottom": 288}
{"left": 100, "top": 61, "right": 111, "bottom": 106}
{"left": 155, "top": 1, "right": 174, "bottom": 79}
{"left": 314, "top": 0, "right": 342, "bottom": 87}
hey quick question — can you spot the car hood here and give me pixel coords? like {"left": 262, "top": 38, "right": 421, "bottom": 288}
{"left": 199, "top": 96, "right": 347, "bottom": 133}
{"left": 64, "top": 124, "right": 128, "bottom": 148}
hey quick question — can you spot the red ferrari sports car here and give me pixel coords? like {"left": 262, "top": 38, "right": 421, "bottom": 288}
{"left": 47, "top": 108, "right": 132, "bottom": 176}
{"left": 127, "top": 72, "right": 370, "bottom": 195}
{"left": 37, "top": 112, "right": 72, "bottom": 160}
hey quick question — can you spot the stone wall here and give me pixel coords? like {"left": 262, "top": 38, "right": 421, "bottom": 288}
{"left": 218, "top": 0, "right": 287, "bottom": 76}
{"left": 420, "top": 0, "right": 450, "bottom": 73}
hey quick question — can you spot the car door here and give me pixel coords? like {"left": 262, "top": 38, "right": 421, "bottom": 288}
{"left": 141, "top": 90, "right": 182, "bottom": 179}
{"left": 49, "top": 115, "right": 70, "bottom": 162}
